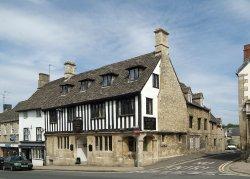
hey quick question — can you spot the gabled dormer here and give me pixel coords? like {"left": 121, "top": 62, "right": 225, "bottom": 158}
{"left": 100, "top": 72, "right": 118, "bottom": 87}
{"left": 79, "top": 78, "right": 94, "bottom": 92}
{"left": 126, "top": 65, "right": 146, "bottom": 82}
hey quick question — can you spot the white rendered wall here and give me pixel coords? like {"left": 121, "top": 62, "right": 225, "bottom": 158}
{"left": 141, "top": 60, "right": 160, "bottom": 131}
{"left": 239, "top": 63, "right": 250, "bottom": 101}
{"left": 19, "top": 110, "right": 45, "bottom": 142}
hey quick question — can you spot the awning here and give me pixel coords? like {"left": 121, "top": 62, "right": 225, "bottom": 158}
{"left": 19, "top": 142, "right": 45, "bottom": 148}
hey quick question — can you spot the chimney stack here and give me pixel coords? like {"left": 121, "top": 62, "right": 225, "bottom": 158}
{"left": 38, "top": 73, "right": 50, "bottom": 89}
{"left": 154, "top": 28, "right": 169, "bottom": 56}
{"left": 3, "top": 104, "right": 12, "bottom": 112}
{"left": 64, "top": 61, "right": 76, "bottom": 79}
{"left": 244, "top": 44, "right": 250, "bottom": 62}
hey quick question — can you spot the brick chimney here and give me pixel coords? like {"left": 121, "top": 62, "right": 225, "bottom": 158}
{"left": 38, "top": 73, "right": 50, "bottom": 89}
{"left": 64, "top": 61, "right": 76, "bottom": 79}
{"left": 244, "top": 44, "right": 250, "bottom": 62}
{"left": 154, "top": 28, "right": 169, "bottom": 56}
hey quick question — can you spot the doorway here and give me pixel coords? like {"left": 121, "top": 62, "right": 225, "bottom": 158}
{"left": 76, "top": 137, "right": 87, "bottom": 164}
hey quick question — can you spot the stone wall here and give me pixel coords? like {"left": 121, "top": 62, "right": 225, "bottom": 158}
{"left": 0, "top": 121, "right": 19, "bottom": 143}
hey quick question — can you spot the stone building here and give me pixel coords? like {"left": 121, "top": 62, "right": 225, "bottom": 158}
{"left": 181, "top": 83, "right": 225, "bottom": 153}
{"left": 0, "top": 105, "right": 19, "bottom": 157}
{"left": 237, "top": 44, "right": 250, "bottom": 161}
{"left": 16, "top": 28, "right": 224, "bottom": 167}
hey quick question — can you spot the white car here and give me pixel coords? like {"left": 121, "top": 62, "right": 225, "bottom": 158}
{"left": 226, "top": 145, "right": 237, "bottom": 150}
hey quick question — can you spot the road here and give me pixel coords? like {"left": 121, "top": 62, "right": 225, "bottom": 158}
{"left": 0, "top": 152, "right": 248, "bottom": 179}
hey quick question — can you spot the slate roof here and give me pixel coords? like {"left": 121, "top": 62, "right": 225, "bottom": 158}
{"left": 0, "top": 103, "right": 22, "bottom": 123}
{"left": 16, "top": 52, "right": 161, "bottom": 111}
{"left": 236, "top": 61, "right": 250, "bottom": 75}
{"left": 227, "top": 127, "right": 240, "bottom": 137}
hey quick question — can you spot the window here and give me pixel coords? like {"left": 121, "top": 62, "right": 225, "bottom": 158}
{"left": 23, "top": 111, "right": 28, "bottom": 119}
{"left": 214, "top": 138, "right": 217, "bottom": 146}
{"left": 32, "top": 148, "right": 43, "bottom": 159}
{"left": 146, "top": 98, "right": 153, "bottom": 115}
{"left": 57, "top": 136, "right": 69, "bottom": 149}
{"left": 178, "top": 135, "right": 182, "bottom": 142}
{"left": 49, "top": 110, "right": 57, "bottom": 123}
{"left": 118, "top": 98, "right": 135, "bottom": 116}
{"left": 153, "top": 73, "right": 159, "bottom": 88}
{"left": 128, "top": 68, "right": 139, "bottom": 81}
{"left": 23, "top": 128, "right": 29, "bottom": 141}
{"left": 198, "top": 118, "right": 201, "bottom": 130}
{"left": 189, "top": 116, "right": 193, "bottom": 128}
{"left": 80, "top": 80, "right": 92, "bottom": 91}
{"left": 102, "top": 75, "right": 113, "bottom": 87}
{"left": 36, "top": 127, "right": 42, "bottom": 141}
{"left": 61, "top": 85, "right": 72, "bottom": 94}
{"left": 204, "top": 119, "right": 207, "bottom": 130}
{"left": 144, "top": 117, "right": 156, "bottom": 130}
{"left": 67, "top": 107, "right": 76, "bottom": 122}
{"left": 36, "top": 109, "right": 41, "bottom": 117}
{"left": 95, "top": 136, "right": 112, "bottom": 151}
{"left": 212, "top": 123, "right": 214, "bottom": 130}
{"left": 3, "top": 124, "right": 7, "bottom": 135}
{"left": 91, "top": 103, "right": 106, "bottom": 119}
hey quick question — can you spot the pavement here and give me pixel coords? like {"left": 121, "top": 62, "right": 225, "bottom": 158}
{"left": 33, "top": 151, "right": 241, "bottom": 174}
{"left": 227, "top": 161, "right": 250, "bottom": 175}
{"left": 34, "top": 165, "right": 141, "bottom": 172}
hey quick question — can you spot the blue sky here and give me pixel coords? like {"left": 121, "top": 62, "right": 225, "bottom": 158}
{"left": 0, "top": 0, "right": 250, "bottom": 124}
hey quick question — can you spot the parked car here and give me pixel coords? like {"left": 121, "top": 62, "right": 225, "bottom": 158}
{"left": 0, "top": 157, "right": 4, "bottom": 169}
{"left": 226, "top": 145, "right": 237, "bottom": 150}
{"left": 3, "top": 156, "right": 33, "bottom": 171}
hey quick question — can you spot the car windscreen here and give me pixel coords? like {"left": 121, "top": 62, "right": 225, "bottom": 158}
{"left": 11, "top": 156, "right": 26, "bottom": 161}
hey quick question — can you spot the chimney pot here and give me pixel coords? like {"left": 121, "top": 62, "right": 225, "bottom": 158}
{"left": 244, "top": 44, "right": 250, "bottom": 62}
{"left": 64, "top": 61, "right": 76, "bottom": 79}
{"left": 154, "top": 28, "right": 169, "bottom": 56}
{"left": 38, "top": 73, "right": 50, "bottom": 89}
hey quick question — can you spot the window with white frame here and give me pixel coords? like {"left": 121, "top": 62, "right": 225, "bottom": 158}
{"left": 32, "top": 148, "right": 43, "bottom": 159}
{"left": 23, "top": 128, "right": 29, "bottom": 141}
{"left": 36, "top": 127, "right": 42, "bottom": 141}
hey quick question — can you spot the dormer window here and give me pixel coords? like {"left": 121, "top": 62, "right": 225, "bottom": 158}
{"left": 102, "top": 75, "right": 112, "bottom": 87}
{"left": 101, "top": 73, "right": 118, "bottom": 87}
{"left": 79, "top": 79, "right": 94, "bottom": 91}
{"left": 60, "top": 84, "right": 73, "bottom": 95}
{"left": 187, "top": 92, "right": 192, "bottom": 102}
{"left": 129, "top": 68, "right": 139, "bottom": 81}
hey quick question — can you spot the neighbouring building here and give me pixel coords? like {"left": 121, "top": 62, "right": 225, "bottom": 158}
{"left": 237, "top": 44, "right": 250, "bottom": 161}
{"left": 225, "top": 127, "right": 240, "bottom": 148}
{"left": 180, "top": 83, "right": 225, "bottom": 153}
{"left": 16, "top": 28, "right": 224, "bottom": 167}
{"left": 0, "top": 105, "right": 19, "bottom": 157}
{"left": 17, "top": 73, "right": 50, "bottom": 166}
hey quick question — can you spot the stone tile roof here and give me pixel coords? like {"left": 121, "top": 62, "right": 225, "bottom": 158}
{"left": 192, "top": 93, "right": 203, "bottom": 99}
{"left": 210, "top": 114, "right": 221, "bottom": 124}
{"left": 180, "top": 82, "right": 210, "bottom": 111}
{"left": 16, "top": 52, "right": 161, "bottom": 111}
{"left": 0, "top": 102, "right": 22, "bottom": 123}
